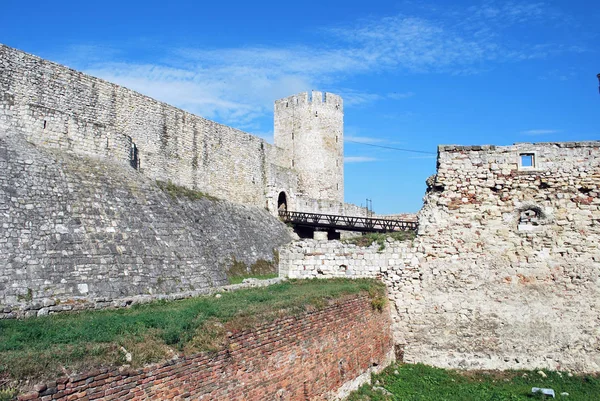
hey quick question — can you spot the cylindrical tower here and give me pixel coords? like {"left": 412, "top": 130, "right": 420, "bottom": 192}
{"left": 274, "top": 91, "right": 344, "bottom": 203}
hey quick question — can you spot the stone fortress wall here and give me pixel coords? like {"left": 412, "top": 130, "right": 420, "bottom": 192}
{"left": 0, "top": 44, "right": 363, "bottom": 218}
{"left": 0, "top": 132, "right": 293, "bottom": 315}
{"left": 0, "top": 43, "right": 373, "bottom": 316}
{"left": 280, "top": 141, "right": 600, "bottom": 372}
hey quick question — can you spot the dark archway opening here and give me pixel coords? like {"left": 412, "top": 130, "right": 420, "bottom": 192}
{"left": 277, "top": 191, "right": 288, "bottom": 212}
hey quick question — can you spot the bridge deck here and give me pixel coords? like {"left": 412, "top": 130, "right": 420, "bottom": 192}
{"left": 279, "top": 211, "right": 418, "bottom": 233}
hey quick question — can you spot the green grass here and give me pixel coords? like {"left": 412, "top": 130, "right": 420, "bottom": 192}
{"left": 347, "top": 363, "right": 600, "bottom": 401}
{"left": 344, "top": 231, "right": 416, "bottom": 251}
{"left": 227, "top": 273, "right": 279, "bottom": 285}
{"left": 0, "top": 279, "right": 385, "bottom": 384}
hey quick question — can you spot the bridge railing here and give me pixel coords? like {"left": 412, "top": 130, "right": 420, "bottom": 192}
{"left": 279, "top": 211, "right": 418, "bottom": 233}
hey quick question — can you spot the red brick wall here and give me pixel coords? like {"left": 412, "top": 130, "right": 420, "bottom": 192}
{"left": 18, "top": 295, "right": 393, "bottom": 401}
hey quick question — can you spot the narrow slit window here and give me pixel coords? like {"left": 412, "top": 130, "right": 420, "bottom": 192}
{"left": 520, "top": 153, "right": 535, "bottom": 168}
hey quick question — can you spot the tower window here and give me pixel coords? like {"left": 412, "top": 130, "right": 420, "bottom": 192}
{"left": 292, "top": 132, "right": 294, "bottom": 140}
{"left": 336, "top": 136, "right": 338, "bottom": 143}
{"left": 315, "top": 111, "right": 318, "bottom": 117}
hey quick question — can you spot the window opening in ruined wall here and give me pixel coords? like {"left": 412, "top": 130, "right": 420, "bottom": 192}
{"left": 517, "top": 206, "right": 546, "bottom": 231}
{"left": 519, "top": 153, "right": 535, "bottom": 169}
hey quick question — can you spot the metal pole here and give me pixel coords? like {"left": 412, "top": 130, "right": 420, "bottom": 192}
{"left": 597, "top": 73, "right": 600, "bottom": 94}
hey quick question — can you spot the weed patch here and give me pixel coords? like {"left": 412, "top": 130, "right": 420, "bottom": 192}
{"left": 156, "top": 180, "right": 218, "bottom": 201}
{"left": 344, "top": 231, "right": 415, "bottom": 251}
{"left": 347, "top": 363, "right": 600, "bottom": 401}
{"left": 226, "top": 256, "right": 278, "bottom": 284}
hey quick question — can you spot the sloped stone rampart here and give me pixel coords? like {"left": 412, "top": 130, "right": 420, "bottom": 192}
{"left": 0, "top": 133, "right": 291, "bottom": 315}
{"left": 17, "top": 295, "right": 394, "bottom": 401}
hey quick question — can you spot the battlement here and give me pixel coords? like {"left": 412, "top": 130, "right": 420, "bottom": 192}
{"left": 274, "top": 91, "right": 343, "bottom": 112}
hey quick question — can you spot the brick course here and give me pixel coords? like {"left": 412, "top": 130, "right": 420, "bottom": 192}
{"left": 17, "top": 295, "right": 394, "bottom": 401}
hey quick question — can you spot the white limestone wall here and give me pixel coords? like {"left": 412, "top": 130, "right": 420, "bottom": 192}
{"left": 280, "top": 141, "right": 600, "bottom": 373}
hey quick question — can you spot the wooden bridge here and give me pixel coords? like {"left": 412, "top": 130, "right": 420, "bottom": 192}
{"left": 279, "top": 211, "right": 418, "bottom": 233}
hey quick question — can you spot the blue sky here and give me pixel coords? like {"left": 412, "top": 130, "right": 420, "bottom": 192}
{"left": 1, "top": 0, "right": 599, "bottom": 213}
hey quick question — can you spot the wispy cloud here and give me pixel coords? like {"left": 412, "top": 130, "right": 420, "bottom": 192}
{"left": 344, "top": 156, "right": 379, "bottom": 163}
{"left": 520, "top": 129, "right": 560, "bottom": 135}
{"left": 408, "top": 155, "right": 437, "bottom": 159}
{"left": 387, "top": 92, "right": 415, "bottom": 100}
{"left": 62, "top": 2, "right": 581, "bottom": 130}
{"left": 345, "top": 135, "right": 386, "bottom": 144}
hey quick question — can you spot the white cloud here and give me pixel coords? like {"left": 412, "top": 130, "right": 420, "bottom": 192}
{"left": 344, "top": 156, "right": 379, "bottom": 163}
{"left": 388, "top": 92, "right": 415, "bottom": 99}
{"left": 345, "top": 135, "right": 386, "bottom": 144}
{"left": 62, "top": 2, "right": 579, "bottom": 130}
{"left": 520, "top": 129, "right": 560, "bottom": 135}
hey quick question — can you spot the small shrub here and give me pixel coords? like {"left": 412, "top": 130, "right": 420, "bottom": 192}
{"left": 0, "top": 387, "right": 17, "bottom": 401}
{"left": 370, "top": 296, "right": 387, "bottom": 312}
{"left": 16, "top": 288, "right": 33, "bottom": 302}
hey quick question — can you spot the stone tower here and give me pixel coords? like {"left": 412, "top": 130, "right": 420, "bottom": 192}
{"left": 274, "top": 91, "right": 344, "bottom": 203}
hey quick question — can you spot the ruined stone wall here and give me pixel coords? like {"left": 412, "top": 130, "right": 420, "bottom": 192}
{"left": 279, "top": 239, "right": 420, "bottom": 360}
{"left": 274, "top": 91, "right": 344, "bottom": 203}
{"left": 419, "top": 142, "right": 600, "bottom": 257}
{"left": 408, "top": 141, "right": 600, "bottom": 372}
{"left": 280, "top": 141, "right": 600, "bottom": 372}
{"left": 17, "top": 295, "right": 394, "bottom": 401}
{"left": 0, "top": 133, "right": 291, "bottom": 313}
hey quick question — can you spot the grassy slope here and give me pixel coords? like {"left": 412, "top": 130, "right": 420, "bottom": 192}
{"left": 348, "top": 363, "right": 600, "bottom": 401}
{"left": 0, "top": 279, "right": 385, "bottom": 384}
